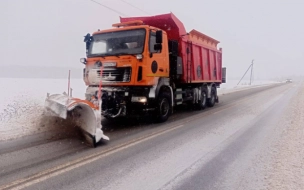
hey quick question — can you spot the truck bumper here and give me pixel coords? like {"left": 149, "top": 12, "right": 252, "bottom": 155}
{"left": 86, "top": 86, "right": 154, "bottom": 118}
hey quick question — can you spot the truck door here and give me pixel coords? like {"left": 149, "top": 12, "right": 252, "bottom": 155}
{"left": 146, "top": 30, "right": 169, "bottom": 78}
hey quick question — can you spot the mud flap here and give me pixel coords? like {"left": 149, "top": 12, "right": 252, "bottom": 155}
{"left": 44, "top": 93, "right": 109, "bottom": 147}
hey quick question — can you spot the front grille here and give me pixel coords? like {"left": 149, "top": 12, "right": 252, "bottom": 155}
{"left": 97, "top": 67, "right": 131, "bottom": 82}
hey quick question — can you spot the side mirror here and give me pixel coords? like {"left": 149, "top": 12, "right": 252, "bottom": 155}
{"left": 84, "top": 33, "right": 91, "bottom": 42}
{"left": 84, "top": 33, "right": 92, "bottom": 53}
{"left": 156, "top": 30, "right": 163, "bottom": 44}
{"left": 80, "top": 58, "right": 87, "bottom": 65}
{"left": 154, "top": 44, "right": 162, "bottom": 51}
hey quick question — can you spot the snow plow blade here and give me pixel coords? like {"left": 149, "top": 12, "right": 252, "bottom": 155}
{"left": 44, "top": 93, "right": 109, "bottom": 147}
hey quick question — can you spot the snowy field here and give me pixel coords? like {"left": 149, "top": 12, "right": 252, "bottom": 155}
{"left": 0, "top": 78, "right": 86, "bottom": 141}
{"left": 217, "top": 79, "right": 281, "bottom": 95}
{"left": 0, "top": 78, "right": 279, "bottom": 141}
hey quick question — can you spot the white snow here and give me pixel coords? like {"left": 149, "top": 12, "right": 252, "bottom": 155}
{"left": 0, "top": 77, "right": 278, "bottom": 141}
{"left": 0, "top": 78, "right": 86, "bottom": 140}
{"left": 262, "top": 82, "right": 304, "bottom": 189}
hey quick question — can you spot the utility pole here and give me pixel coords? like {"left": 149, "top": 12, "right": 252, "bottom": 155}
{"left": 250, "top": 59, "right": 254, "bottom": 85}
{"left": 67, "top": 70, "right": 71, "bottom": 97}
{"left": 237, "top": 59, "right": 255, "bottom": 86}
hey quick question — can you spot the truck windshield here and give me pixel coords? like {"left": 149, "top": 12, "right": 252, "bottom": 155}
{"left": 88, "top": 29, "right": 146, "bottom": 57}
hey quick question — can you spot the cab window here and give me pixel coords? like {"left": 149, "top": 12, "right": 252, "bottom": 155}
{"left": 149, "top": 31, "right": 160, "bottom": 53}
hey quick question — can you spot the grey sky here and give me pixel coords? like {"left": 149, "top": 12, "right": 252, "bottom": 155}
{"left": 1, "top": 0, "right": 303, "bottom": 79}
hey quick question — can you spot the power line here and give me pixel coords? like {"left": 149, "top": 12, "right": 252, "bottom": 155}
{"left": 119, "top": 0, "right": 150, "bottom": 15}
{"left": 89, "top": 0, "right": 128, "bottom": 16}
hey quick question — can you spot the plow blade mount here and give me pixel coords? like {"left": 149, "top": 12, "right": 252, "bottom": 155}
{"left": 44, "top": 93, "right": 109, "bottom": 147}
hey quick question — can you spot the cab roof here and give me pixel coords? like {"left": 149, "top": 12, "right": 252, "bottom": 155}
{"left": 120, "top": 13, "right": 188, "bottom": 41}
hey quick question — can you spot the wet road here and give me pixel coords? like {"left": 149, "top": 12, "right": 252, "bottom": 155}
{"left": 0, "top": 82, "right": 300, "bottom": 190}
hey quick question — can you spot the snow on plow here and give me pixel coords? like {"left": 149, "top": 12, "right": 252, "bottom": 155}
{"left": 44, "top": 93, "right": 109, "bottom": 147}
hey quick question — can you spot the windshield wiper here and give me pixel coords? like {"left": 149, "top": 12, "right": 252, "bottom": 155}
{"left": 88, "top": 54, "right": 106, "bottom": 59}
{"left": 88, "top": 52, "right": 135, "bottom": 58}
{"left": 103, "top": 53, "right": 121, "bottom": 58}
{"left": 114, "top": 52, "right": 136, "bottom": 57}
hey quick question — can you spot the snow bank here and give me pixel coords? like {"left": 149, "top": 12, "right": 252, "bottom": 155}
{"left": 0, "top": 78, "right": 278, "bottom": 141}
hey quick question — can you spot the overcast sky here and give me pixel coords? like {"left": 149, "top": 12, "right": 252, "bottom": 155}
{"left": 1, "top": 0, "right": 303, "bottom": 80}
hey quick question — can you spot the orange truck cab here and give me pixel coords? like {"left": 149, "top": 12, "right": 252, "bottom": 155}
{"left": 81, "top": 13, "right": 226, "bottom": 122}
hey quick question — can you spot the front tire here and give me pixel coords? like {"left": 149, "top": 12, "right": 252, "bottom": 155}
{"left": 104, "top": 115, "right": 114, "bottom": 121}
{"left": 156, "top": 92, "right": 171, "bottom": 122}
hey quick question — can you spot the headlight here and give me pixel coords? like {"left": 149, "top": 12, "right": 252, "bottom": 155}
{"left": 131, "top": 96, "right": 147, "bottom": 103}
{"left": 136, "top": 54, "right": 143, "bottom": 60}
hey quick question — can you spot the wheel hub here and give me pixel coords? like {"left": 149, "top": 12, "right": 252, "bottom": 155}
{"left": 160, "top": 99, "right": 169, "bottom": 116}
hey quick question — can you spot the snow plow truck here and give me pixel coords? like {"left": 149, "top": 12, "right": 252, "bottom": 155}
{"left": 44, "top": 12, "right": 226, "bottom": 147}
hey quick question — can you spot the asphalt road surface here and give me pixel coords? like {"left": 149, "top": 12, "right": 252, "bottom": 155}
{"left": 0, "top": 82, "right": 303, "bottom": 190}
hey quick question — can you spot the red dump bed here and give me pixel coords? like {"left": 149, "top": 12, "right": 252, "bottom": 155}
{"left": 121, "top": 13, "right": 222, "bottom": 84}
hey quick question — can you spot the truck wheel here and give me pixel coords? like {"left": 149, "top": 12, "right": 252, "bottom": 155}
{"left": 156, "top": 92, "right": 171, "bottom": 122}
{"left": 207, "top": 86, "right": 216, "bottom": 107}
{"left": 104, "top": 115, "right": 113, "bottom": 121}
{"left": 197, "top": 88, "right": 207, "bottom": 110}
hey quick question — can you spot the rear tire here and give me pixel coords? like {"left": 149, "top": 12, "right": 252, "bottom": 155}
{"left": 207, "top": 86, "right": 216, "bottom": 107}
{"left": 155, "top": 92, "right": 171, "bottom": 122}
{"left": 197, "top": 87, "right": 207, "bottom": 110}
